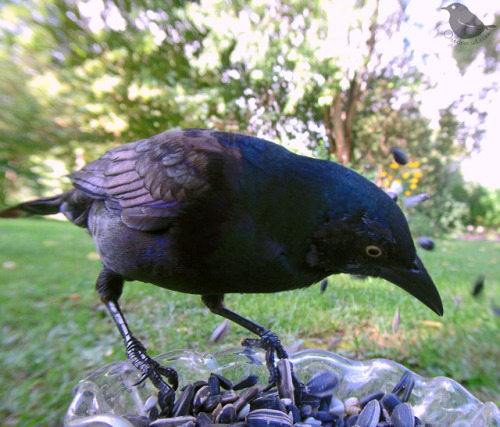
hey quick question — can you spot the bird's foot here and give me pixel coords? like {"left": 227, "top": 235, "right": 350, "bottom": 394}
{"left": 241, "top": 331, "right": 298, "bottom": 388}
{"left": 125, "top": 335, "right": 178, "bottom": 406}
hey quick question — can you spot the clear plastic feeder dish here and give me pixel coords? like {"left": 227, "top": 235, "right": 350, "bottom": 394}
{"left": 64, "top": 348, "right": 500, "bottom": 426}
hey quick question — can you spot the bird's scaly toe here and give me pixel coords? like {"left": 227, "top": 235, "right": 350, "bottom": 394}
{"left": 241, "top": 331, "right": 289, "bottom": 386}
{"left": 126, "top": 335, "right": 178, "bottom": 393}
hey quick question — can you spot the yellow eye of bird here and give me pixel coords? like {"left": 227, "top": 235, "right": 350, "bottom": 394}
{"left": 366, "top": 245, "right": 383, "bottom": 257}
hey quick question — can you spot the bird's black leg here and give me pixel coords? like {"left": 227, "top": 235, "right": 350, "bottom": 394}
{"left": 96, "top": 268, "right": 178, "bottom": 403}
{"left": 202, "top": 294, "right": 295, "bottom": 387}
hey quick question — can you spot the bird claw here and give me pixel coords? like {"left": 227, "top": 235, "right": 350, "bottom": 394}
{"left": 126, "top": 335, "right": 178, "bottom": 394}
{"left": 241, "top": 331, "right": 289, "bottom": 387}
{"left": 132, "top": 372, "right": 150, "bottom": 387}
{"left": 132, "top": 364, "right": 179, "bottom": 391}
{"left": 158, "top": 387, "right": 176, "bottom": 415}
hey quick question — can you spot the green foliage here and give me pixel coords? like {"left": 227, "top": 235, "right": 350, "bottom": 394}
{"left": 0, "top": 59, "right": 71, "bottom": 203}
{"left": 411, "top": 192, "right": 469, "bottom": 236}
{"left": 469, "top": 186, "right": 500, "bottom": 228}
{"left": 453, "top": 183, "right": 500, "bottom": 228}
{"left": 396, "top": 105, "right": 487, "bottom": 235}
{"left": 1, "top": 0, "right": 493, "bottom": 229}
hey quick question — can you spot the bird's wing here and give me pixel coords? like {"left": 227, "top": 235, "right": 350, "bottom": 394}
{"left": 458, "top": 10, "right": 485, "bottom": 28}
{"left": 71, "top": 130, "right": 238, "bottom": 231}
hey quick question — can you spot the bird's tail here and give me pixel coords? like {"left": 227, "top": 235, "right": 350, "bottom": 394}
{"left": 0, "top": 196, "right": 63, "bottom": 218}
{"left": 0, "top": 189, "right": 91, "bottom": 227}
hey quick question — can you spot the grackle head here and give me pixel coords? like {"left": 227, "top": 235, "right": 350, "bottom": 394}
{"left": 309, "top": 184, "right": 443, "bottom": 316}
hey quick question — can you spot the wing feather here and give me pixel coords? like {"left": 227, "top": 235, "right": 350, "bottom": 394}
{"left": 106, "top": 171, "right": 142, "bottom": 188}
{"left": 105, "top": 160, "right": 137, "bottom": 175}
{"left": 71, "top": 129, "right": 242, "bottom": 231}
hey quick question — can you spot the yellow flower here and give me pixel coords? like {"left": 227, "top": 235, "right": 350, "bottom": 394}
{"left": 395, "top": 179, "right": 402, "bottom": 184}
{"left": 410, "top": 183, "right": 417, "bottom": 190}
{"left": 407, "top": 162, "right": 414, "bottom": 168}
{"left": 413, "top": 161, "right": 420, "bottom": 167}
{"left": 390, "top": 163, "right": 399, "bottom": 169}
{"left": 414, "top": 171, "right": 422, "bottom": 178}
{"left": 402, "top": 172, "right": 410, "bottom": 179}
{"left": 405, "top": 190, "right": 411, "bottom": 196}
{"left": 381, "top": 171, "right": 388, "bottom": 178}
{"left": 411, "top": 178, "right": 419, "bottom": 184}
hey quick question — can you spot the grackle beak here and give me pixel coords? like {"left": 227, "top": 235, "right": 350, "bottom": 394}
{"left": 379, "top": 255, "right": 444, "bottom": 316}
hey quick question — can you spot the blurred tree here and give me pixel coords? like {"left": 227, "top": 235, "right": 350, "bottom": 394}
{"left": 0, "top": 55, "right": 80, "bottom": 203}
{"left": 0, "top": 0, "right": 210, "bottom": 202}
{"left": 0, "top": 0, "right": 493, "bottom": 233}
{"left": 188, "top": 0, "right": 425, "bottom": 166}
{"left": 452, "top": 182, "right": 500, "bottom": 229}
{"left": 183, "top": 0, "right": 488, "bottom": 223}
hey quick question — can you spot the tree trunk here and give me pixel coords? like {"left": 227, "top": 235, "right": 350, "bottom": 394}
{"left": 322, "top": 0, "right": 381, "bottom": 166}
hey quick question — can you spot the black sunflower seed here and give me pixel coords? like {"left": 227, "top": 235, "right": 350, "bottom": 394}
{"left": 195, "top": 412, "right": 211, "bottom": 427}
{"left": 212, "top": 373, "right": 234, "bottom": 390}
{"left": 305, "top": 370, "right": 339, "bottom": 398}
{"left": 246, "top": 408, "right": 292, "bottom": 427}
{"left": 391, "top": 402, "right": 415, "bottom": 427}
{"left": 356, "top": 399, "right": 380, "bottom": 427}
{"left": 203, "top": 393, "right": 223, "bottom": 412}
{"left": 149, "top": 415, "right": 196, "bottom": 426}
{"left": 359, "top": 391, "right": 384, "bottom": 408}
{"left": 209, "top": 373, "right": 221, "bottom": 395}
{"left": 124, "top": 415, "right": 151, "bottom": 427}
{"left": 217, "top": 403, "right": 237, "bottom": 424}
{"left": 381, "top": 393, "right": 402, "bottom": 416}
{"left": 193, "top": 385, "right": 210, "bottom": 413}
{"left": 172, "top": 383, "right": 194, "bottom": 417}
{"left": 233, "top": 375, "right": 259, "bottom": 391}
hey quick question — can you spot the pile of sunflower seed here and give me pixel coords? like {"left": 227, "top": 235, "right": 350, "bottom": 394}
{"left": 124, "top": 360, "right": 434, "bottom": 427}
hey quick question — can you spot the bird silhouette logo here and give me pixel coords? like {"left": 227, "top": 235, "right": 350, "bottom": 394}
{"left": 441, "top": 3, "right": 496, "bottom": 39}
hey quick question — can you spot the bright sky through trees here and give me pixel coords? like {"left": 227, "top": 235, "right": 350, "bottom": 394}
{"left": 40, "top": 1, "right": 500, "bottom": 186}
{"left": 0, "top": 0, "right": 498, "bottom": 191}
{"left": 399, "top": 0, "right": 499, "bottom": 187}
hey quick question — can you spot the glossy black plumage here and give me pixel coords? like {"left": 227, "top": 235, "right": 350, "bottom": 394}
{"left": 0, "top": 129, "right": 443, "bottom": 398}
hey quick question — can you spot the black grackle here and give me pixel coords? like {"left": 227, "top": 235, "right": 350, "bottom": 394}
{"left": 441, "top": 3, "right": 496, "bottom": 39}
{"left": 0, "top": 129, "right": 443, "bottom": 398}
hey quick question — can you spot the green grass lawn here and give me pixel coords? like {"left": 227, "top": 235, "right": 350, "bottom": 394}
{"left": 1, "top": 218, "right": 499, "bottom": 426}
